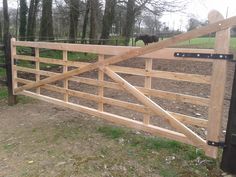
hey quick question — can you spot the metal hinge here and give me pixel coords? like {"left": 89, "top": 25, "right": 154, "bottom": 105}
{"left": 207, "top": 141, "right": 226, "bottom": 148}
{"left": 174, "top": 52, "right": 234, "bottom": 60}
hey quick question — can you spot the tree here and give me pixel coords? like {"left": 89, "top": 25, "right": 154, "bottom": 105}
{"left": 100, "top": 0, "right": 117, "bottom": 44}
{"left": 19, "top": 0, "right": 28, "bottom": 40}
{"left": 27, "top": 0, "right": 40, "bottom": 41}
{"left": 81, "top": 0, "right": 90, "bottom": 43}
{"left": 122, "top": 0, "right": 135, "bottom": 45}
{"left": 187, "top": 18, "right": 202, "bottom": 31}
{"left": 69, "top": 0, "right": 80, "bottom": 43}
{"left": 89, "top": 0, "right": 100, "bottom": 44}
{"left": 39, "top": 0, "right": 54, "bottom": 41}
{"left": 121, "top": 0, "right": 186, "bottom": 45}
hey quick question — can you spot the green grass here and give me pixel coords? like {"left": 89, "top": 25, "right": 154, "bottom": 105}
{"left": 134, "top": 37, "right": 236, "bottom": 51}
{"left": 0, "top": 86, "right": 8, "bottom": 99}
{"left": 97, "top": 125, "right": 220, "bottom": 176}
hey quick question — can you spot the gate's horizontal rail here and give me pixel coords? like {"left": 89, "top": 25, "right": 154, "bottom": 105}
{"left": 21, "top": 90, "right": 204, "bottom": 148}
{"left": 16, "top": 77, "right": 208, "bottom": 128}
{"left": 110, "top": 65, "right": 211, "bottom": 84}
{"left": 14, "top": 65, "right": 210, "bottom": 106}
{"left": 14, "top": 55, "right": 211, "bottom": 84}
{"left": 13, "top": 41, "right": 215, "bottom": 62}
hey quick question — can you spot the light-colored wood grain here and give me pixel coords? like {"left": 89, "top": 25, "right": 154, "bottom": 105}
{"left": 11, "top": 38, "right": 17, "bottom": 94}
{"left": 14, "top": 54, "right": 211, "bottom": 84}
{"left": 21, "top": 90, "right": 199, "bottom": 147}
{"left": 102, "top": 66, "right": 206, "bottom": 149}
{"left": 109, "top": 65, "right": 211, "bottom": 84}
{"left": 98, "top": 55, "right": 104, "bottom": 111}
{"left": 16, "top": 77, "right": 208, "bottom": 128}
{"left": 14, "top": 16, "right": 236, "bottom": 93}
{"left": 35, "top": 48, "right": 40, "bottom": 94}
{"left": 143, "top": 58, "right": 152, "bottom": 124}
{"left": 63, "top": 50, "right": 68, "bottom": 102}
{"left": 13, "top": 47, "right": 216, "bottom": 62}
{"left": 15, "top": 65, "right": 210, "bottom": 106}
{"left": 206, "top": 10, "right": 229, "bottom": 158}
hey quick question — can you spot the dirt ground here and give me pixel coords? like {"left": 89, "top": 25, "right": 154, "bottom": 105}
{"left": 0, "top": 56, "right": 235, "bottom": 177}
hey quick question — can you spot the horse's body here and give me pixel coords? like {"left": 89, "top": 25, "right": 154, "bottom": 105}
{"left": 135, "top": 35, "right": 159, "bottom": 45}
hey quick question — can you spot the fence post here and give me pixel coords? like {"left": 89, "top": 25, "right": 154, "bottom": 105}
{"left": 4, "top": 34, "right": 17, "bottom": 105}
{"left": 220, "top": 63, "right": 236, "bottom": 174}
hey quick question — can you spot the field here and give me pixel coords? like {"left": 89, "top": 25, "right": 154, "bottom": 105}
{"left": 0, "top": 37, "right": 235, "bottom": 177}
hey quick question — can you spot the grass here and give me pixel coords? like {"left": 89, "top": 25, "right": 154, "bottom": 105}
{"left": 97, "top": 125, "right": 220, "bottom": 176}
{"left": 134, "top": 37, "right": 236, "bottom": 51}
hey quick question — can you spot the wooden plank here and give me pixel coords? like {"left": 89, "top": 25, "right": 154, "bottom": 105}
{"left": 14, "top": 65, "right": 210, "bottom": 106}
{"left": 12, "top": 42, "right": 217, "bottom": 62}
{"left": 98, "top": 55, "right": 104, "bottom": 111}
{"left": 14, "top": 55, "right": 211, "bottom": 84}
{"left": 63, "top": 50, "right": 68, "bottom": 102}
{"left": 16, "top": 77, "right": 208, "bottom": 128}
{"left": 35, "top": 48, "right": 40, "bottom": 94}
{"left": 109, "top": 65, "right": 211, "bottom": 84}
{"left": 20, "top": 90, "right": 198, "bottom": 147}
{"left": 206, "top": 11, "right": 229, "bottom": 158}
{"left": 143, "top": 58, "right": 152, "bottom": 124}
{"left": 14, "top": 54, "right": 87, "bottom": 68}
{"left": 14, "top": 17, "right": 236, "bottom": 93}
{"left": 102, "top": 66, "right": 206, "bottom": 149}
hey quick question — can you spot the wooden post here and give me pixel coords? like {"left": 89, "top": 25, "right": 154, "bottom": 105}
{"left": 143, "top": 58, "right": 152, "bottom": 124}
{"left": 63, "top": 50, "right": 68, "bottom": 102}
{"left": 98, "top": 55, "right": 104, "bottom": 111}
{"left": 220, "top": 62, "right": 236, "bottom": 174}
{"left": 4, "top": 35, "right": 17, "bottom": 105}
{"left": 35, "top": 48, "right": 40, "bottom": 94}
{"left": 206, "top": 10, "right": 230, "bottom": 158}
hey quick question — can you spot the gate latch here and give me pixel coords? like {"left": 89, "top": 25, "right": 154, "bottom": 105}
{"left": 207, "top": 141, "right": 226, "bottom": 148}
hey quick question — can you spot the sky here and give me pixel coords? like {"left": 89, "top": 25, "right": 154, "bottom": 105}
{"left": 160, "top": 0, "right": 236, "bottom": 31}
{"left": 2, "top": 0, "right": 236, "bottom": 31}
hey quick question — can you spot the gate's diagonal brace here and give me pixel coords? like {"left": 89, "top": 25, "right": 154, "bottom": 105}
{"left": 101, "top": 66, "right": 206, "bottom": 148}
{"left": 14, "top": 16, "right": 236, "bottom": 94}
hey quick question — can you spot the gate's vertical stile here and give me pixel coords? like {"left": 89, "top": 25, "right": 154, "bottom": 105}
{"left": 10, "top": 38, "right": 17, "bottom": 98}
{"left": 98, "top": 54, "right": 104, "bottom": 111}
{"left": 63, "top": 50, "right": 68, "bottom": 102}
{"left": 35, "top": 48, "right": 40, "bottom": 94}
{"left": 143, "top": 58, "right": 152, "bottom": 124}
{"left": 206, "top": 11, "right": 230, "bottom": 158}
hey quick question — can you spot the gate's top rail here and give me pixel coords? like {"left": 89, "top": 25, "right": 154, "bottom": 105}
{"left": 11, "top": 41, "right": 217, "bottom": 62}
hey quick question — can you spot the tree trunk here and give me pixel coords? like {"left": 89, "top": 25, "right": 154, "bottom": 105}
{"left": 69, "top": 0, "right": 80, "bottom": 43}
{"left": 123, "top": 0, "right": 135, "bottom": 46}
{"left": 39, "top": 0, "right": 54, "bottom": 41}
{"left": 81, "top": 0, "right": 90, "bottom": 44}
{"left": 19, "top": 0, "right": 28, "bottom": 41}
{"left": 27, "top": 0, "right": 40, "bottom": 41}
{"left": 89, "top": 0, "right": 99, "bottom": 44}
{"left": 99, "top": 0, "right": 116, "bottom": 44}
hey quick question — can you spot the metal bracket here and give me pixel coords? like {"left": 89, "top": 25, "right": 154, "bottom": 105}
{"left": 207, "top": 140, "right": 226, "bottom": 148}
{"left": 174, "top": 52, "right": 234, "bottom": 60}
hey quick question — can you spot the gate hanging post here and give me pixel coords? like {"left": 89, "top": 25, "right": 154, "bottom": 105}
{"left": 4, "top": 34, "right": 17, "bottom": 105}
{"left": 220, "top": 62, "right": 236, "bottom": 174}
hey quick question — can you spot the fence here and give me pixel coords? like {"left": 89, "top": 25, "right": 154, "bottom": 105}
{"left": 10, "top": 11, "right": 236, "bottom": 160}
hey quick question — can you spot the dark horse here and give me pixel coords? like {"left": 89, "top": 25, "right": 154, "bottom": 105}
{"left": 135, "top": 35, "right": 159, "bottom": 45}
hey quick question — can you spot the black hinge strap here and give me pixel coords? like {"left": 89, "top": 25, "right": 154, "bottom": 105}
{"left": 207, "top": 141, "right": 226, "bottom": 148}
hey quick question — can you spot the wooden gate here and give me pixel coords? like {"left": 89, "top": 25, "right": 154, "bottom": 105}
{"left": 11, "top": 11, "right": 236, "bottom": 158}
